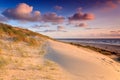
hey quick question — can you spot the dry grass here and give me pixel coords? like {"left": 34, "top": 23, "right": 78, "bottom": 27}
{"left": 0, "top": 40, "right": 66, "bottom": 80}
{"left": 0, "top": 23, "right": 50, "bottom": 46}
{"left": 0, "top": 23, "right": 70, "bottom": 80}
{"left": 0, "top": 56, "right": 8, "bottom": 68}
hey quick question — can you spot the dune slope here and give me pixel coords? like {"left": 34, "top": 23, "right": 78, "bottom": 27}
{"left": 45, "top": 40, "right": 120, "bottom": 80}
{"left": 0, "top": 23, "right": 71, "bottom": 80}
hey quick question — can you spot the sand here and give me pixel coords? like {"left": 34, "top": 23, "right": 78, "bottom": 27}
{"left": 45, "top": 40, "right": 120, "bottom": 80}
{"left": 0, "top": 39, "right": 71, "bottom": 80}
{"left": 74, "top": 42, "right": 120, "bottom": 54}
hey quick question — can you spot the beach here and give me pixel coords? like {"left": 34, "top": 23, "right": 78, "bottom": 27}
{"left": 58, "top": 39, "right": 120, "bottom": 54}
{"left": 45, "top": 40, "right": 120, "bottom": 80}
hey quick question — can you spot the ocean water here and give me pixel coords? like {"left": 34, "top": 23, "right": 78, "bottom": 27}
{"left": 57, "top": 38, "right": 120, "bottom": 46}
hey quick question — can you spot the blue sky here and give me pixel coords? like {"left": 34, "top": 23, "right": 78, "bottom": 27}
{"left": 0, "top": 0, "right": 120, "bottom": 38}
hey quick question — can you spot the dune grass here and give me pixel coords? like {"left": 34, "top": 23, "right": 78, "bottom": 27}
{"left": 0, "top": 23, "right": 51, "bottom": 46}
{"left": 0, "top": 56, "right": 9, "bottom": 68}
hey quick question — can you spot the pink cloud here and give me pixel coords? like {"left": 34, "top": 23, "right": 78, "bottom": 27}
{"left": 118, "top": 0, "right": 120, "bottom": 3}
{"left": 106, "top": 1, "right": 117, "bottom": 8}
{"left": 15, "top": 3, "right": 33, "bottom": 14}
{"left": 68, "top": 10, "right": 94, "bottom": 27}
{"left": 2, "top": 3, "right": 65, "bottom": 23}
{"left": 101, "top": 1, "right": 117, "bottom": 12}
{"left": 68, "top": 12, "right": 95, "bottom": 22}
{"left": 2, "top": 3, "right": 41, "bottom": 21}
{"left": 42, "top": 12, "right": 65, "bottom": 23}
{"left": 54, "top": 5, "right": 63, "bottom": 10}
{"left": 95, "top": 1, "right": 120, "bottom": 12}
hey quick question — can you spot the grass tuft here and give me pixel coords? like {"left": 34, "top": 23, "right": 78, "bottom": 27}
{"left": 0, "top": 56, "right": 9, "bottom": 68}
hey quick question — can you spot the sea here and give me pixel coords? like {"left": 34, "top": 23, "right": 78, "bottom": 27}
{"left": 57, "top": 38, "right": 120, "bottom": 54}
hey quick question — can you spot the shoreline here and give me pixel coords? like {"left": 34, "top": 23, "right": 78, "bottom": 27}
{"left": 65, "top": 42, "right": 120, "bottom": 62}
{"left": 45, "top": 40, "right": 120, "bottom": 80}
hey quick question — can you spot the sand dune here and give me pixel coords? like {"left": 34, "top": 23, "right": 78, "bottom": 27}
{"left": 45, "top": 40, "right": 120, "bottom": 80}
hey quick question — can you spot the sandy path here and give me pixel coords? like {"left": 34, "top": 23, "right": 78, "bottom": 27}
{"left": 45, "top": 40, "right": 120, "bottom": 80}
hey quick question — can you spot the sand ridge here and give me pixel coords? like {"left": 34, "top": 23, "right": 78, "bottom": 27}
{"left": 45, "top": 40, "right": 120, "bottom": 80}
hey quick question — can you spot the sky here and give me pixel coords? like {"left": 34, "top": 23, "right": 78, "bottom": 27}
{"left": 0, "top": 0, "right": 120, "bottom": 38}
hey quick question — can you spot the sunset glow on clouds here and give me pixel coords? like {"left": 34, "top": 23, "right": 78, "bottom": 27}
{"left": 0, "top": 0, "right": 120, "bottom": 38}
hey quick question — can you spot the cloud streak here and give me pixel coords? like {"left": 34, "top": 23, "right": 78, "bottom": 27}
{"left": 98, "top": 30, "right": 120, "bottom": 38}
{"left": 57, "top": 26, "right": 65, "bottom": 31}
{"left": 0, "top": 15, "right": 8, "bottom": 22}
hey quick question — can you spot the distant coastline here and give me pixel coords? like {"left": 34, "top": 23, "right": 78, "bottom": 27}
{"left": 56, "top": 38, "right": 120, "bottom": 46}
{"left": 56, "top": 38, "right": 120, "bottom": 62}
